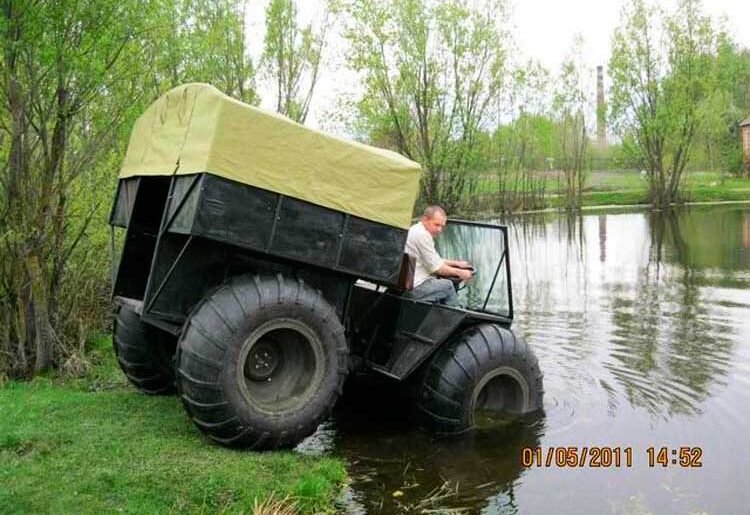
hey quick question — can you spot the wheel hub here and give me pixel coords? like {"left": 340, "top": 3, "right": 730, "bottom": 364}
{"left": 237, "top": 318, "right": 326, "bottom": 415}
{"left": 245, "top": 341, "right": 281, "bottom": 381}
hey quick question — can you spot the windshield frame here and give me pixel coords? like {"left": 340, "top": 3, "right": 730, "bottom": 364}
{"left": 441, "top": 219, "right": 514, "bottom": 320}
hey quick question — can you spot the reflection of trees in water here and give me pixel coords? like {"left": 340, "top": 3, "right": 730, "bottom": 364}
{"left": 507, "top": 212, "right": 587, "bottom": 331}
{"left": 508, "top": 212, "right": 586, "bottom": 265}
{"left": 562, "top": 211, "right": 586, "bottom": 263}
{"left": 507, "top": 214, "right": 550, "bottom": 333}
{"left": 604, "top": 210, "right": 734, "bottom": 417}
{"left": 660, "top": 206, "right": 750, "bottom": 271}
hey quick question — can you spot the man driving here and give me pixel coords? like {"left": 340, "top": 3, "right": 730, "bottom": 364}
{"left": 404, "top": 205, "right": 473, "bottom": 306}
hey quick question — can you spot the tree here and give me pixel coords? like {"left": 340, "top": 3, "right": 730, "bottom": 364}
{"left": 0, "top": 0, "right": 150, "bottom": 374}
{"left": 262, "top": 0, "right": 328, "bottom": 123}
{"left": 696, "top": 35, "right": 750, "bottom": 176}
{"left": 139, "top": 0, "right": 257, "bottom": 103}
{"left": 488, "top": 61, "right": 553, "bottom": 212}
{"left": 609, "top": 0, "right": 716, "bottom": 209}
{"left": 341, "top": 0, "right": 508, "bottom": 211}
{"left": 0, "top": 0, "right": 257, "bottom": 378}
{"left": 180, "top": 0, "right": 257, "bottom": 103}
{"left": 553, "top": 37, "right": 589, "bottom": 211}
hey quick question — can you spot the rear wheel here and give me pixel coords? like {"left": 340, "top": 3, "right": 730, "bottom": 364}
{"left": 113, "top": 305, "right": 177, "bottom": 395}
{"left": 416, "top": 324, "right": 543, "bottom": 434}
{"left": 176, "top": 274, "right": 348, "bottom": 450}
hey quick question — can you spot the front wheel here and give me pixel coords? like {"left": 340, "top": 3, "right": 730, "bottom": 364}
{"left": 416, "top": 324, "right": 543, "bottom": 434}
{"left": 176, "top": 274, "right": 349, "bottom": 450}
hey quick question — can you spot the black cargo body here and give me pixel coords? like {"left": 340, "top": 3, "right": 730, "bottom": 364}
{"left": 110, "top": 173, "right": 407, "bottom": 326}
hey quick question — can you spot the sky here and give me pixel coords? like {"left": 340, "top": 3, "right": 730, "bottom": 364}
{"left": 246, "top": 0, "right": 750, "bottom": 130}
{"left": 512, "top": 0, "right": 750, "bottom": 73}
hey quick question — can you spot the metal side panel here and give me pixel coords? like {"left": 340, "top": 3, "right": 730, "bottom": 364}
{"left": 383, "top": 303, "right": 466, "bottom": 379}
{"left": 142, "top": 234, "right": 228, "bottom": 323}
{"left": 171, "top": 174, "right": 407, "bottom": 287}
{"left": 109, "top": 177, "right": 140, "bottom": 228}
{"left": 349, "top": 286, "right": 467, "bottom": 380}
{"left": 166, "top": 174, "right": 203, "bottom": 234}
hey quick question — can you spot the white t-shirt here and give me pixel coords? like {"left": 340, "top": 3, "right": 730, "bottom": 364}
{"left": 404, "top": 221, "right": 444, "bottom": 288}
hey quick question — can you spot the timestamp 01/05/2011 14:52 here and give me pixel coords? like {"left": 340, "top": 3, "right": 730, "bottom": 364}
{"left": 520, "top": 446, "right": 703, "bottom": 469}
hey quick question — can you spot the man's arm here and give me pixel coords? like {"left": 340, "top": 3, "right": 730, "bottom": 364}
{"left": 435, "top": 263, "right": 473, "bottom": 281}
{"left": 443, "top": 259, "right": 472, "bottom": 269}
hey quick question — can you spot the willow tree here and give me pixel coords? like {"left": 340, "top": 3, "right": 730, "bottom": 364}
{"left": 609, "top": 0, "right": 716, "bottom": 209}
{"left": 262, "top": 0, "right": 328, "bottom": 123}
{"left": 553, "top": 38, "right": 589, "bottom": 211}
{"left": 179, "top": 0, "right": 257, "bottom": 103}
{"left": 0, "top": 0, "right": 257, "bottom": 378}
{"left": 341, "top": 0, "right": 507, "bottom": 210}
{"left": 0, "top": 0, "right": 149, "bottom": 374}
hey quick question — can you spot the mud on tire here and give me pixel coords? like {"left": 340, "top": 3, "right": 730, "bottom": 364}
{"left": 113, "top": 306, "right": 177, "bottom": 395}
{"left": 416, "top": 324, "right": 543, "bottom": 434}
{"left": 176, "top": 274, "right": 348, "bottom": 450}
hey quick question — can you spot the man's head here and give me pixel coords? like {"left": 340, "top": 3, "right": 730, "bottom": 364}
{"left": 421, "top": 205, "right": 447, "bottom": 237}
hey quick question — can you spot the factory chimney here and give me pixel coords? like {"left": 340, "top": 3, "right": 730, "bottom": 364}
{"left": 596, "top": 65, "right": 606, "bottom": 149}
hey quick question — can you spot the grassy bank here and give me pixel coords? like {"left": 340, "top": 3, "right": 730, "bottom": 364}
{"left": 0, "top": 337, "right": 346, "bottom": 514}
{"left": 472, "top": 170, "right": 750, "bottom": 211}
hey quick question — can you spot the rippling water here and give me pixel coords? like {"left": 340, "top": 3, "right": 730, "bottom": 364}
{"left": 301, "top": 204, "right": 750, "bottom": 514}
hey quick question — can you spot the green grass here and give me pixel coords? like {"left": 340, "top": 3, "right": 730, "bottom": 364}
{"left": 472, "top": 170, "right": 750, "bottom": 211}
{"left": 0, "top": 337, "right": 346, "bottom": 514}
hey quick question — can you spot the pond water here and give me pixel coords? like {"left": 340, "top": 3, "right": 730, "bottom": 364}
{"left": 301, "top": 204, "right": 750, "bottom": 514}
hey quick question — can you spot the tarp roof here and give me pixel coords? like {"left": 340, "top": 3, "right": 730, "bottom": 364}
{"left": 120, "top": 83, "right": 422, "bottom": 229}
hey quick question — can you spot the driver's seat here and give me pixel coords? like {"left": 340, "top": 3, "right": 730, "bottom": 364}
{"left": 393, "top": 253, "right": 415, "bottom": 293}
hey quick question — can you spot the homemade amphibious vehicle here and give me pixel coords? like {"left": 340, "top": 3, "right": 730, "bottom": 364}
{"left": 110, "top": 83, "right": 543, "bottom": 450}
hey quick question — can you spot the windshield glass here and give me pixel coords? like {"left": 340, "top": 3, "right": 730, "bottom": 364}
{"left": 435, "top": 221, "right": 511, "bottom": 317}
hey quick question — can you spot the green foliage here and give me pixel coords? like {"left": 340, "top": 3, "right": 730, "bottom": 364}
{"left": 341, "top": 0, "right": 508, "bottom": 211}
{"left": 491, "top": 114, "right": 556, "bottom": 172}
{"left": 482, "top": 59, "right": 557, "bottom": 213}
{"left": 135, "top": 0, "right": 257, "bottom": 103}
{"left": 1, "top": 0, "right": 159, "bottom": 376}
{"left": 609, "top": 0, "right": 719, "bottom": 209}
{"left": 468, "top": 170, "right": 750, "bottom": 215}
{"left": 0, "top": 0, "right": 256, "bottom": 379}
{"left": 693, "top": 36, "right": 750, "bottom": 175}
{"left": 262, "top": 0, "right": 328, "bottom": 123}
{"left": 179, "top": 0, "right": 258, "bottom": 103}
{"left": 552, "top": 37, "right": 589, "bottom": 211}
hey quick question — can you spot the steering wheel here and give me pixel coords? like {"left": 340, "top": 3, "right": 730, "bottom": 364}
{"left": 449, "top": 266, "right": 475, "bottom": 293}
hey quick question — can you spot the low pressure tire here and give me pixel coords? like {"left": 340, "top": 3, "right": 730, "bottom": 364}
{"left": 176, "top": 274, "right": 348, "bottom": 450}
{"left": 417, "top": 324, "right": 543, "bottom": 434}
{"left": 113, "top": 305, "right": 177, "bottom": 395}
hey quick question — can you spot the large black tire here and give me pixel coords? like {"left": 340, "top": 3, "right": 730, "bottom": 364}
{"left": 176, "top": 274, "right": 348, "bottom": 450}
{"left": 113, "top": 306, "right": 177, "bottom": 395}
{"left": 416, "top": 324, "right": 543, "bottom": 434}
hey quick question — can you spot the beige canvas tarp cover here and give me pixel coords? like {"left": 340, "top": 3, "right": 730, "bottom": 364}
{"left": 119, "top": 83, "right": 422, "bottom": 229}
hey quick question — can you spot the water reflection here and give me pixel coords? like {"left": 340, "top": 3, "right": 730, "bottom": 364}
{"left": 657, "top": 206, "right": 750, "bottom": 271}
{"left": 504, "top": 207, "right": 737, "bottom": 419}
{"left": 300, "top": 378, "right": 545, "bottom": 514}
{"left": 304, "top": 204, "right": 750, "bottom": 514}
{"left": 603, "top": 210, "right": 734, "bottom": 418}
